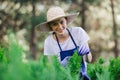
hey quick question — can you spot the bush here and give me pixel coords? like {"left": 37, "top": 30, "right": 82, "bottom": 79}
{"left": 109, "top": 57, "right": 120, "bottom": 80}
{"left": 68, "top": 50, "right": 82, "bottom": 79}
{"left": 1, "top": 33, "right": 119, "bottom": 80}
{"left": 0, "top": 34, "right": 80, "bottom": 80}
{"left": 87, "top": 58, "right": 105, "bottom": 80}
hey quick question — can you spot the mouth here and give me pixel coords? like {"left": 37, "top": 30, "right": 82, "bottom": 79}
{"left": 57, "top": 28, "right": 65, "bottom": 33}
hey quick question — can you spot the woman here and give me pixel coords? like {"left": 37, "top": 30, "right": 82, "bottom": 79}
{"left": 36, "top": 6, "right": 92, "bottom": 80}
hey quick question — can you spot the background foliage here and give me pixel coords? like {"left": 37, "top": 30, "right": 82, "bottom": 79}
{"left": 0, "top": 0, "right": 120, "bottom": 61}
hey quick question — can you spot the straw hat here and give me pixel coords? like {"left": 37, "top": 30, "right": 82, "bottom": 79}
{"left": 36, "top": 6, "right": 79, "bottom": 32}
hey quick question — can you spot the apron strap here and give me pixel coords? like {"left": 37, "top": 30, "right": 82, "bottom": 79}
{"left": 54, "top": 32, "right": 62, "bottom": 52}
{"left": 66, "top": 28, "right": 78, "bottom": 48}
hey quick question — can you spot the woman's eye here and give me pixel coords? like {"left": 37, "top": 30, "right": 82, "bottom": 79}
{"left": 50, "top": 22, "right": 58, "bottom": 26}
{"left": 60, "top": 21, "right": 63, "bottom": 24}
{"left": 53, "top": 22, "right": 58, "bottom": 26}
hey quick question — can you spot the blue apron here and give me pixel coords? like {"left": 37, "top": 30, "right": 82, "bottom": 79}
{"left": 54, "top": 28, "right": 90, "bottom": 80}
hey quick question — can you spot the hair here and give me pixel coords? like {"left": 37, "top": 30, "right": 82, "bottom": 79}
{"left": 65, "top": 17, "right": 68, "bottom": 24}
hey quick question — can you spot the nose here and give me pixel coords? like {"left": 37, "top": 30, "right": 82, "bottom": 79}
{"left": 57, "top": 23, "right": 63, "bottom": 29}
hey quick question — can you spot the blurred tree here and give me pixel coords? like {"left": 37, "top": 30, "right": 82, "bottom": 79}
{"left": 30, "top": 0, "right": 36, "bottom": 59}
{"left": 67, "top": 0, "right": 103, "bottom": 30}
{"left": 110, "top": 0, "right": 118, "bottom": 58}
{"left": 81, "top": 0, "right": 86, "bottom": 29}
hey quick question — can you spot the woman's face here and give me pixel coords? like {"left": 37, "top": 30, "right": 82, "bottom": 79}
{"left": 49, "top": 17, "right": 67, "bottom": 35}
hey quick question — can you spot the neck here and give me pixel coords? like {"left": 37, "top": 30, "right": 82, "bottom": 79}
{"left": 56, "top": 30, "right": 68, "bottom": 39}
{"left": 57, "top": 34, "right": 66, "bottom": 38}
{"left": 53, "top": 30, "right": 69, "bottom": 42}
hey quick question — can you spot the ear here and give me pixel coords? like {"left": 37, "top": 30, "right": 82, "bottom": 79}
{"left": 65, "top": 17, "right": 68, "bottom": 24}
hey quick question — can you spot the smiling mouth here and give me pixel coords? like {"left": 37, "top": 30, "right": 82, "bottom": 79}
{"left": 58, "top": 28, "right": 65, "bottom": 33}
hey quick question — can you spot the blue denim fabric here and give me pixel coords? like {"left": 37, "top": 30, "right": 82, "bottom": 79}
{"left": 60, "top": 47, "right": 78, "bottom": 66}
{"left": 60, "top": 47, "right": 77, "bottom": 61}
{"left": 79, "top": 57, "right": 90, "bottom": 80}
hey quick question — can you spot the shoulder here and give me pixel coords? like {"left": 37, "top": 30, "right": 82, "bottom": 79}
{"left": 69, "top": 27, "right": 84, "bottom": 31}
{"left": 44, "top": 34, "right": 58, "bottom": 55}
{"left": 44, "top": 34, "right": 53, "bottom": 45}
{"left": 69, "top": 27, "right": 86, "bottom": 35}
{"left": 69, "top": 27, "right": 90, "bottom": 44}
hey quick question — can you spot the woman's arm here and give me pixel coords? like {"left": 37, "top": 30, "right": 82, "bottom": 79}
{"left": 83, "top": 52, "right": 92, "bottom": 63}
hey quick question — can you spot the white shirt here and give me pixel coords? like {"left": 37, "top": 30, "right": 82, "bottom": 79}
{"left": 44, "top": 27, "right": 90, "bottom": 58}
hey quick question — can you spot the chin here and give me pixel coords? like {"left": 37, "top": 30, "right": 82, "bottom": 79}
{"left": 56, "top": 28, "right": 66, "bottom": 35}
{"left": 57, "top": 32, "right": 64, "bottom": 35}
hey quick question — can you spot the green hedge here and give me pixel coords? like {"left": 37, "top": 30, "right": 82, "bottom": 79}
{"left": 0, "top": 34, "right": 120, "bottom": 80}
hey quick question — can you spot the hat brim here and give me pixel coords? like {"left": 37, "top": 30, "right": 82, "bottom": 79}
{"left": 36, "top": 12, "right": 79, "bottom": 32}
